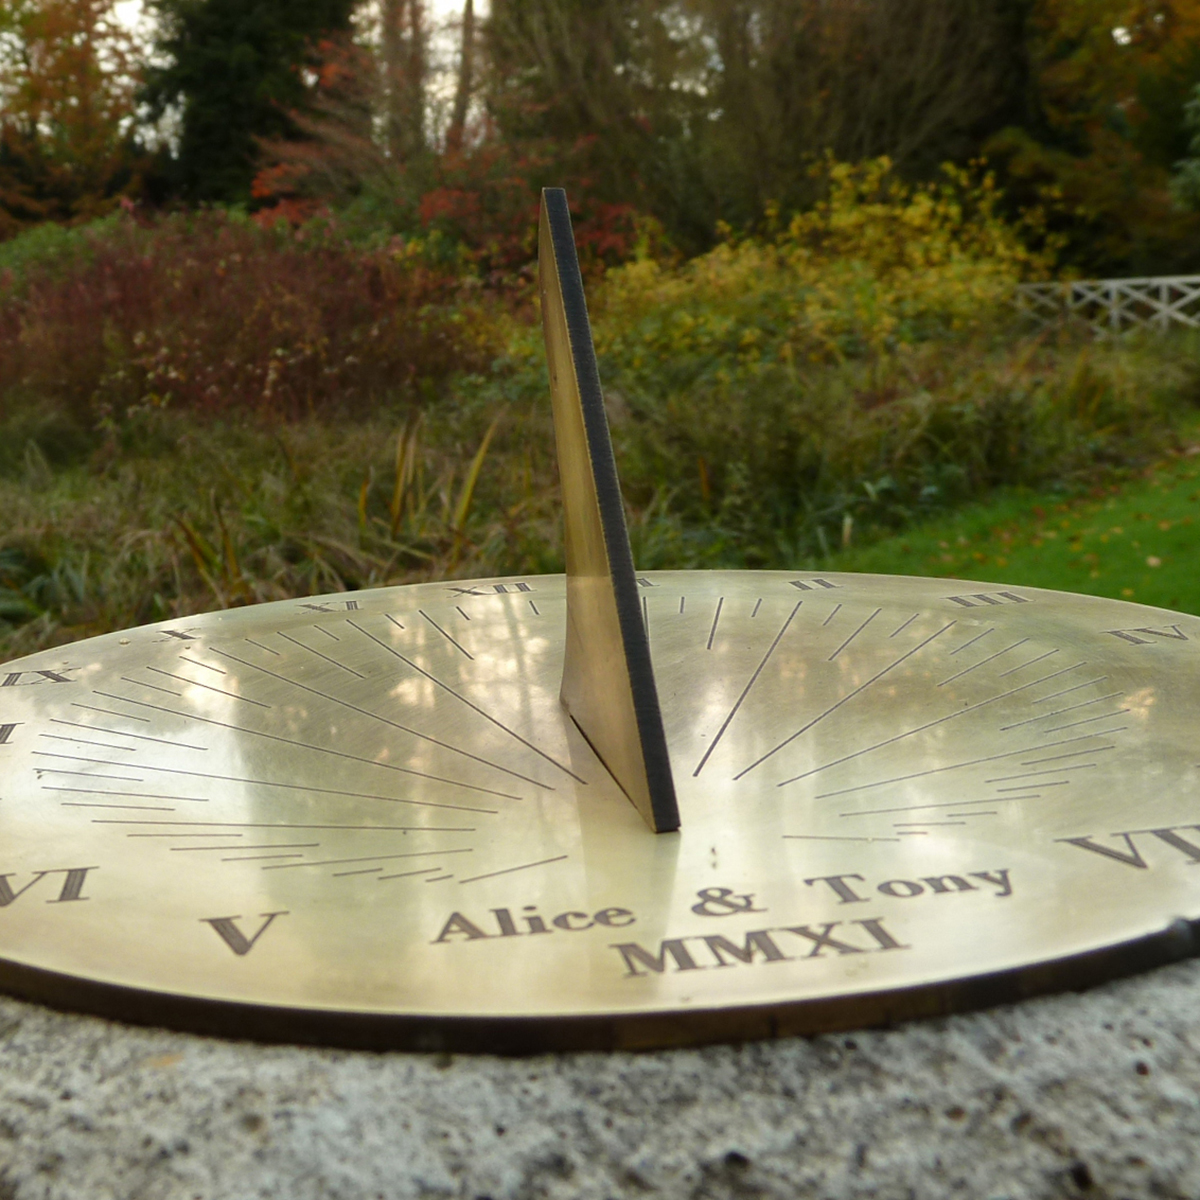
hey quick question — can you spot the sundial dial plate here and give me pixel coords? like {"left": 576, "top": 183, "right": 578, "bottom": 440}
{"left": 1, "top": 570, "right": 1199, "bottom": 1051}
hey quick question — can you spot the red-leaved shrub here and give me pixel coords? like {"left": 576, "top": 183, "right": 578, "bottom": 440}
{"left": 0, "top": 211, "right": 484, "bottom": 425}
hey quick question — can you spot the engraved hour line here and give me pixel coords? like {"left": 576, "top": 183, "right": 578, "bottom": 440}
{"left": 1032, "top": 676, "right": 1109, "bottom": 704}
{"left": 985, "top": 763, "right": 1098, "bottom": 783}
{"left": 33, "top": 765, "right": 143, "bottom": 782}
{"left": 529, "top": 601, "right": 540, "bottom": 616}
{"left": 244, "top": 638, "right": 279, "bottom": 656}
{"left": 93, "top": 820, "right": 473, "bottom": 832}
{"left": 62, "top": 802, "right": 175, "bottom": 811}
{"left": 261, "top": 848, "right": 473, "bottom": 872}
{"left": 937, "top": 638, "right": 1030, "bottom": 687}
{"left": 999, "top": 691, "right": 1124, "bottom": 730}
{"left": 347, "top": 620, "right": 588, "bottom": 785}
{"left": 178, "top": 655, "right": 226, "bottom": 675}
{"left": 997, "top": 648, "right": 1060, "bottom": 678}
{"left": 419, "top": 611, "right": 472, "bottom": 659}
{"left": 692, "top": 601, "right": 803, "bottom": 777}
{"left": 379, "top": 867, "right": 446, "bottom": 881}
{"left": 829, "top": 608, "right": 881, "bottom": 661}
{"left": 751, "top": 599, "right": 762, "bottom": 618}
{"left": 144, "top": 667, "right": 271, "bottom": 708}
{"left": 45, "top": 787, "right": 208, "bottom": 802}
{"left": 456, "top": 607, "right": 471, "bottom": 620}
{"left": 91, "top": 690, "right": 521, "bottom": 800}
{"left": 948, "top": 628, "right": 994, "bottom": 656}
{"left": 775, "top": 660, "right": 1089, "bottom": 786}
{"left": 1021, "top": 740, "right": 1124, "bottom": 765}
{"left": 813, "top": 732, "right": 1121, "bottom": 799}
{"left": 707, "top": 597, "right": 724, "bottom": 650}
{"left": 889, "top": 613, "right": 919, "bottom": 639}
{"left": 679, "top": 596, "right": 685, "bottom": 615}
{"left": 314, "top": 627, "right": 339, "bottom": 641}
{"left": 842, "top": 795, "right": 1040, "bottom": 817}
{"left": 39, "top": 734, "right": 140, "bottom": 753}
{"left": 167, "top": 843, "right": 319, "bottom": 852}
{"left": 458, "top": 854, "right": 569, "bottom": 884}
{"left": 56, "top": 716, "right": 207, "bottom": 750}
{"left": 783, "top": 834, "right": 903, "bottom": 844}
{"left": 195, "top": 652, "right": 552, "bottom": 790}
{"left": 1040, "top": 709, "right": 1131, "bottom": 734}
{"left": 35, "top": 753, "right": 499, "bottom": 814}
{"left": 120, "top": 676, "right": 182, "bottom": 698}
{"left": 223, "top": 853, "right": 308, "bottom": 862}
{"left": 737, "top": 622, "right": 956, "bottom": 781}
{"left": 275, "top": 631, "right": 364, "bottom": 678}
{"left": 426, "top": 874, "right": 454, "bottom": 883}
{"left": 73, "top": 703, "right": 151, "bottom": 723}
{"left": 822, "top": 604, "right": 842, "bottom": 627}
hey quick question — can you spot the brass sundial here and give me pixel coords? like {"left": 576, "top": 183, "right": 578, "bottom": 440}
{"left": 1, "top": 190, "right": 1199, "bottom": 1052}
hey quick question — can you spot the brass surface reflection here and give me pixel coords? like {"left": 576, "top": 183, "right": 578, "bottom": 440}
{"left": 1, "top": 571, "right": 1200, "bottom": 1051}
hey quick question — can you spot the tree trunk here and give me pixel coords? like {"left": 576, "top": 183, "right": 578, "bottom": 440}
{"left": 446, "top": 0, "right": 475, "bottom": 154}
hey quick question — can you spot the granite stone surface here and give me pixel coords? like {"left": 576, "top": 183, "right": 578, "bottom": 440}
{"left": 2, "top": 958, "right": 1200, "bottom": 1200}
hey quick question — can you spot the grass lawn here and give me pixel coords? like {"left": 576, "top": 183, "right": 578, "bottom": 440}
{"left": 832, "top": 435, "right": 1200, "bottom": 615}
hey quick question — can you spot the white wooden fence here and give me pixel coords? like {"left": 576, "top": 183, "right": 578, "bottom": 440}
{"left": 1015, "top": 276, "right": 1200, "bottom": 334}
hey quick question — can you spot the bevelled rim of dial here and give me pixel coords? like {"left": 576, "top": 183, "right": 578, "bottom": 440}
{"left": 0, "top": 569, "right": 1198, "bottom": 1052}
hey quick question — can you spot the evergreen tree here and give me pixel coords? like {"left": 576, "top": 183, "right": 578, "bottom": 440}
{"left": 145, "top": 0, "right": 355, "bottom": 204}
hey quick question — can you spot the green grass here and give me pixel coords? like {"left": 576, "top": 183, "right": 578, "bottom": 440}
{"left": 832, "top": 435, "right": 1200, "bottom": 614}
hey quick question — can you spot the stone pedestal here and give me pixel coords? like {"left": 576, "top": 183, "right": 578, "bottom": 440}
{"left": 2, "top": 958, "right": 1198, "bottom": 1199}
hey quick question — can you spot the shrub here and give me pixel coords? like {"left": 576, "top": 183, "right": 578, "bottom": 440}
{"left": 0, "top": 210, "right": 491, "bottom": 435}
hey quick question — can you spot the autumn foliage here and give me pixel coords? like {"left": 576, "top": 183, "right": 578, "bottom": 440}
{"left": 0, "top": 211, "right": 488, "bottom": 425}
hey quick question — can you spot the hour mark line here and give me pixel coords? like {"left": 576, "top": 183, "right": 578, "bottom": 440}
{"left": 822, "top": 604, "right": 842, "bottom": 627}
{"left": 693, "top": 602, "right": 802, "bottom": 777}
{"left": 178, "top": 655, "right": 226, "bottom": 675}
{"left": 841, "top": 795, "right": 1039, "bottom": 817}
{"left": 419, "top": 611, "right": 473, "bottom": 659}
{"left": 40, "top": 734, "right": 138, "bottom": 753}
{"left": 44, "top": 787, "right": 208, "bottom": 802}
{"left": 1000, "top": 692, "right": 1123, "bottom": 730}
{"left": 949, "top": 628, "right": 994, "bottom": 656}
{"left": 889, "top": 614, "right": 918, "bottom": 639}
{"left": 277, "top": 632, "right": 364, "bottom": 678}
{"left": 92, "top": 820, "right": 472, "bottom": 832}
{"left": 62, "top": 803, "right": 176, "bottom": 811}
{"left": 1041, "top": 709, "right": 1130, "bottom": 734}
{"left": 72, "top": 703, "right": 150, "bottom": 723}
{"left": 829, "top": 608, "right": 881, "bottom": 661}
{"left": 985, "top": 763, "right": 1097, "bottom": 783}
{"left": 707, "top": 597, "right": 724, "bottom": 650}
{"left": 783, "top": 834, "right": 902, "bottom": 844}
{"left": 997, "top": 648, "right": 1059, "bottom": 677}
{"left": 938, "top": 639, "right": 1030, "bottom": 687}
{"left": 458, "top": 855, "right": 568, "bottom": 884}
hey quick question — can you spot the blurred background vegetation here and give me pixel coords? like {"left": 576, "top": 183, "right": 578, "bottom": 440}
{"left": 5, "top": 0, "right": 1200, "bottom": 660}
